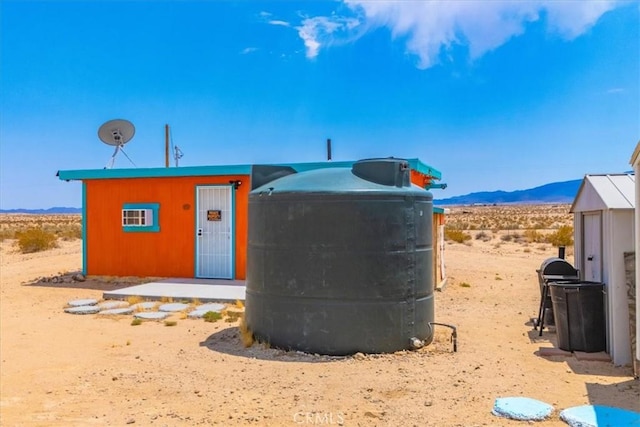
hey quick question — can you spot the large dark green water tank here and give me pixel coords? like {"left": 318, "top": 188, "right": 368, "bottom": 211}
{"left": 245, "top": 158, "right": 434, "bottom": 355}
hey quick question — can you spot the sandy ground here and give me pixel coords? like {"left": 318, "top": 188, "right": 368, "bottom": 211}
{"left": 1, "top": 238, "right": 638, "bottom": 427}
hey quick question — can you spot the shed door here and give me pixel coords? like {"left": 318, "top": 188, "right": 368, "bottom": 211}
{"left": 196, "top": 186, "right": 234, "bottom": 279}
{"left": 582, "top": 212, "right": 602, "bottom": 282}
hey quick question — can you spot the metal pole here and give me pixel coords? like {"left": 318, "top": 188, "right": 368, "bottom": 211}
{"left": 165, "top": 124, "right": 170, "bottom": 167}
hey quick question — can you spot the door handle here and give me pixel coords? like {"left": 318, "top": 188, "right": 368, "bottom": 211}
{"left": 197, "top": 228, "right": 203, "bottom": 237}
{"left": 587, "top": 255, "right": 594, "bottom": 261}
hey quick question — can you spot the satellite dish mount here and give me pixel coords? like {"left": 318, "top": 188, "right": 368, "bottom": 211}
{"left": 98, "top": 119, "right": 136, "bottom": 168}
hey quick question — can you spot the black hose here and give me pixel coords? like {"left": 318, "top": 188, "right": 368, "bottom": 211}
{"left": 429, "top": 322, "right": 458, "bottom": 352}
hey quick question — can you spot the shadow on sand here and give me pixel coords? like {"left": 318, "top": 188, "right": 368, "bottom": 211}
{"left": 199, "top": 326, "right": 346, "bottom": 363}
{"left": 23, "top": 275, "right": 147, "bottom": 293}
{"left": 584, "top": 379, "right": 640, "bottom": 412}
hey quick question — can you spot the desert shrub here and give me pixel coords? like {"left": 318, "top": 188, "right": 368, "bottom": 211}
{"left": 239, "top": 317, "right": 254, "bottom": 347}
{"left": 475, "top": 231, "right": 492, "bottom": 242}
{"left": 524, "top": 229, "right": 545, "bottom": 243}
{"left": 0, "top": 229, "right": 16, "bottom": 242}
{"left": 445, "top": 228, "right": 471, "bottom": 243}
{"left": 512, "top": 233, "right": 527, "bottom": 244}
{"left": 203, "top": 311, "right": 222, "bottom": 323}
{"left": 15, "top": 228, "right": 58, "bottom": 253}
{"left": 547, "top": 225, "right": 574, "bottom": 247}
{"left": 500, "top": 234, "right": 513, "bottom": 242}
{"left": 224, "top": 311, "right": 243, "bottom": 323}
{"left": 56, "top": 224, "right": 82, "bottom": 240}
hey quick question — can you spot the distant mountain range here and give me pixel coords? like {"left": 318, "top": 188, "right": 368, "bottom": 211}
{"left": 434, "top": 179, "right": 582, "bottom": 205}
{"left": 0, "top": 179, "right": 583, "bottom": 213}
{"left": 0, "top": 207, "right": 82, "bottom": 214}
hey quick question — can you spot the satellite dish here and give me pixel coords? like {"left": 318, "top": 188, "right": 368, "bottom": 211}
{"left": 98, "top": 119, "right": 136, "bottom": 168}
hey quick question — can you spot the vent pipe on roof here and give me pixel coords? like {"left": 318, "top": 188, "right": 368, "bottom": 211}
{"left": 327, "top": 138, "right": 332, "bottom": 161}
{"left": 165, "top": 124, "right": 170, "bottom": 168}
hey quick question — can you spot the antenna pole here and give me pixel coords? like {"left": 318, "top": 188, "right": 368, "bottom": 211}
{"left": 165, "top": 124, "right": 170, "bottom": 168}
{"left": 327, "top": 138, "right": 332, "bottom": 161}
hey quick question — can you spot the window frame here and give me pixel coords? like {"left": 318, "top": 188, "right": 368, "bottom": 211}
{"left": 122, "top": 203, "right": 160, "bottom": 232}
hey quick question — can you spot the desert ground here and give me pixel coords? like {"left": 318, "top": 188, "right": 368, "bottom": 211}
{"left": 1, "top": 207, "right": 638, "bottom": 426}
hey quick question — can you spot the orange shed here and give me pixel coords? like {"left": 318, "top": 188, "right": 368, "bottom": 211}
{"left": 58, "top": 159, "right": 444, "bottom": 282}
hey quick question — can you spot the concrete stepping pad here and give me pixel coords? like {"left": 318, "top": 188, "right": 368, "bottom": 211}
{"left": 68, "top": 298, "right": 98, "bottom": 307}
{"left": 194, "top": 303, "right": 225, "bottom": 312}
{"left": 131, "top": 302, "right": 157, "bottom": 311}
{"left": 560, "top": 405, "right": 640, "bottom": 427}
{"left": 158, "top": 303, "right": 190, "bottom": 312}
{"left": 188, "top": 309, "right": 217, "bottom": 319}
{"left": 133, "top": 311, "right": 169, "bottom": 320}
{"left": 99, "top": 307, "right": 134, "bottom": 315}
{"left": 99, "top": 301, "right": 130, "bottom": 310}
{"left": 492, "top": 397, "right": 554, "bottom": 421}
{"left": 65, "top": 305, "right": 101, "bottom": 315}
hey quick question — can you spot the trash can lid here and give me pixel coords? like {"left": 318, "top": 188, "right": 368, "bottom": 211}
{"left": 548, "top": 281, "right": 603, "bottom": 288}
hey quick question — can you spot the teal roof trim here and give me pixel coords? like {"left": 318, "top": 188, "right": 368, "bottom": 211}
{"left": 433, "top": 206, "right": 445, "bottom": 214}
{"left": 58, "top": 164, "right": 253, "bottom": 181}
{"left": 406, "top": 158, "right": 442, "bottom": 180}
{"left": 279, "top": 158, "right": 441, "bottom": 180}
{"left": 58, "top": 158, "right": 441, "bottom": 181}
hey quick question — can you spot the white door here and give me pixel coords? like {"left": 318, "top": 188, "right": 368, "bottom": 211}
{"left": 582, "top": 212, "right": 602, "bottom": 282}
{"left": 196, "top": 186, "right": 233, "bottom": 279}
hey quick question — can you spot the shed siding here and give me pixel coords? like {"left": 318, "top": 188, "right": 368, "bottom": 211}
{"left": 572, "top": 181, "right": 606, "bottom": 212}
{"left": 572, "top": 172, "right": 636, "bottom": 366}
{"left": 634, "top": 150, "right": 640, "bottom": 361}
{"left": 84, "top": 175, "right": 249, "bottom": 279}
{"left": 604, "top": 210, "right": 634, "bottom": 365}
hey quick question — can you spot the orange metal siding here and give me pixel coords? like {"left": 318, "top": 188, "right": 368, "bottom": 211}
{"left": 410, "top": 170, "right": 432, "bottom": 188}
{"left": 85, "top": 175, "right": 249, "bottom": 279}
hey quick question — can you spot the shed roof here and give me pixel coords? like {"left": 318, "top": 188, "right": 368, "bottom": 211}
{"left": 630, "top": 141, "right": 640, "bottom": 167}
{"left": 57, "top": 158, "right": 442, "bottom": 182}
{"left": 570, "top": 173, "right": 635, "bottom": 212}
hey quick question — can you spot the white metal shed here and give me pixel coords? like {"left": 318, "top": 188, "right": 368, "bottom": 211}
{"left": 571, "top": 173, "right": 635, "bottom": 366}
{"left": 630, "top": 142, "right": 640, "bottom": 369}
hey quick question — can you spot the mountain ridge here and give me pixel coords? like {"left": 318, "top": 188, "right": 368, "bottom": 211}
{"left": 434, "top": 179, "right": 582, "bottom": 205}
{"left": 0, "top": 179, "right": 584, "bottom": 212}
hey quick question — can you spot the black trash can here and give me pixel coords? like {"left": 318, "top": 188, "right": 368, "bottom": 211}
{"left": 549, "top": 281, "right": 606, "bottom": 352}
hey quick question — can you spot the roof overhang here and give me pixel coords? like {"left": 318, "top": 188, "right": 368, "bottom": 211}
{"left": 570, "top": 173, "right": 635, "bottom": 212}
{"left": 58, "top": 158, "right": 442, "bottom": 183}
{"left": 630, "top": 141, "right": 640, "bottom": 167}
{"left": 57, "top": 164, "right": 254, "bottom": 181}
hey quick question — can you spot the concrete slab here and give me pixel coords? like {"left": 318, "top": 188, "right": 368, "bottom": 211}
{"left": 68, "top": 298, "right": 98, "bottom": 307}
{"left": 103, "top": 278, "right": 246, "bottom": 303}
{"left": 134, "top": 311, "right": 170, "bottom": 320}
{"left": 99, "top": 307, "right": 134, "bottom": 315}
{"left": 65, "top": 305, "right": 100, "bottom": 315}
{"left": 158, "top": 303, "right": 190, "bottom": 312}
{"left": 574, "top": 351, "right": 612, "bottom": 362}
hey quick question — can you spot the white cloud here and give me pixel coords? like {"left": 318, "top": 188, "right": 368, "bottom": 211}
{"left": 296, "top": 0, "right": 620, "bottom": 68}
{"left": 240, "top": 47, "right": 258, "bottom": 55}
{"left": 269, "top": 20, "right": 291, "bottom": 27}
{"left": 606, "top": 87, "right": 625, "bottom": 94}
{"left": 296, "top": 15, "right": 363, "bottom": 59}
{"left": 542, "top": 0, "right": 619, "bottom": 38}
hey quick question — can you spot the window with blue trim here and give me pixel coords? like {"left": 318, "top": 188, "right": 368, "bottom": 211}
{"left": 122, "top": 203, "right": 160, "bottom": 232}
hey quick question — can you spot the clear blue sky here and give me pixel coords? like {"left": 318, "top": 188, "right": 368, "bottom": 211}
{"left": 1, "top": 1, "right": 638, "bottom": 209}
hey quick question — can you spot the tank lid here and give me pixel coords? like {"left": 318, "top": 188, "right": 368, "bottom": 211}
{"left": 352, "top": 158, "right": 410, "bottom": 187}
